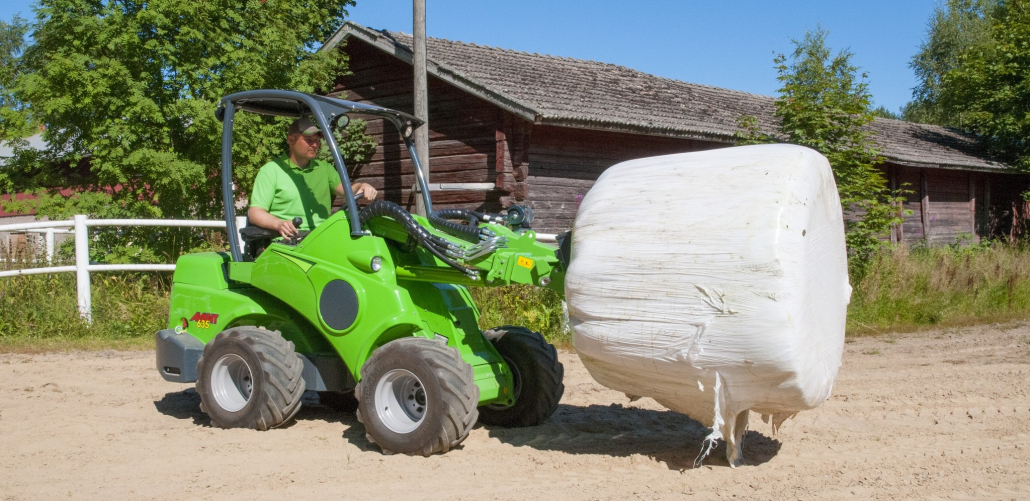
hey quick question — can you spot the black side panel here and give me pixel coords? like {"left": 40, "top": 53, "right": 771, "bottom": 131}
{"left": 319, "top": 280, "right": 359, "bottom": 331}
{"left": 555, "top": 231, "right": 572, "bottom": 271}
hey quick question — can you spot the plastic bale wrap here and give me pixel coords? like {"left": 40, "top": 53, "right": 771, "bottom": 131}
{"left": 566, "top": 144, "right": 850, "bottom": 466}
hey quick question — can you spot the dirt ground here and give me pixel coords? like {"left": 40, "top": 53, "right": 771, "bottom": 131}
{"left": 1, "top": 323, "right": 1029, "bottom": 500}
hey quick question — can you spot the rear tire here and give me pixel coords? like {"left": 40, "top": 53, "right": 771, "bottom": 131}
{"left": 196, "top": 327, "right": 305, "bottom": 430}
{"left": 477, "top": 326, "right": 564, "bottom": 427}
{"left": 356, "top": 337, "right": 479, "bottom": 456}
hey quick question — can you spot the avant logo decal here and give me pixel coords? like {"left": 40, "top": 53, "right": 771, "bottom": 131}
{"left": 190, "top": 312, "right": 220, "bottom": 329}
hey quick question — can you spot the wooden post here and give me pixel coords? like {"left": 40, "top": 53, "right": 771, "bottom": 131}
{"left": 889, "top": 165, "right": 899, "bottom": 244}
{"left": 412, "top": 0, "right": 429, "bottom": 216}
{"left": 920, "top": 169, "right": 931, "bottom": 243}
{"left": 969, "top": 172, "right": 977, "bottom": 240}
{"left": 984, "top": 177, "right": 991, "bottom": 237}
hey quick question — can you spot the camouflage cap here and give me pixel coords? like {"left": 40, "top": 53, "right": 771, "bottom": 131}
{"left": 288, "top": 117, "right": 321, "bottom": 136}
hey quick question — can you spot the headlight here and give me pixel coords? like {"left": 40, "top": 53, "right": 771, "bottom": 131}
{"left": 370, "top": 256, "right": 383, "bottom": 272}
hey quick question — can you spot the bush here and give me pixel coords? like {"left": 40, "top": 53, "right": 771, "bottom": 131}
{"left": 470, "top": 285, "right": 570, "bottom": 346}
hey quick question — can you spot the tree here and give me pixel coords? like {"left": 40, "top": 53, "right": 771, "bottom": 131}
{"left": 0, "top": 15, "right": 33, "bottom": 142}
{"left": 871, "top": 106, "right": 901, "bottom": 120}
{"left": 939, "top": 0, "right": 1030, "bottom": 170}
{"left": 3, "top": 0, "right": 374, "bottom": 262}
{"left": 904, "top": 0, "right": 999, "bottom": 125}
{"left": 739, "top": 28, "right": 906, "bottom": 261}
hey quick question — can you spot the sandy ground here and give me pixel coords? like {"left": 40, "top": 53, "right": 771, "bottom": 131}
{"left": 1, "top": 324, "right": 1029, "bottom": 500}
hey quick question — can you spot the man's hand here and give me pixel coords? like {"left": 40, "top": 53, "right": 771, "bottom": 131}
{"left": 274, "top": 218, "right": 299, "bottom": 239}
{"left": 248, "top": 206, "right": 298, "bottom": 238}
{"left": 351, "top": 182, "right": 378, "bottom": 202}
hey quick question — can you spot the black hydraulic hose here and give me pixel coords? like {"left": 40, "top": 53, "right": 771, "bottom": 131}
{"left": 434, "top": 208, "right": 485, "bottom": 221}
{"left": 360, "top": 201, "right": 479, "bottom": 276}
{"left": 428, "top": 208, "right": 482, "bottom": 243}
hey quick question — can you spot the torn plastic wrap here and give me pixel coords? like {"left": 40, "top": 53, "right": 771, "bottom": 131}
{"left": 565, "top": 144, "right": 850, "bottom": 466}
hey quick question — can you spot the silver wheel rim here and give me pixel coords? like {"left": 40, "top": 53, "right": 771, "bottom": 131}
{"left": 375, "top": 369, "right": 427, "bottom": 433}
{"left": 211, "top": 354, "right": 253, "bottom": 412}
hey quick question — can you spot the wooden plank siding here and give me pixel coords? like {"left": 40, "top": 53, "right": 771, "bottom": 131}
{"left": 329, "top": 39, "right": 506, "bottom": 213}
{"left": 525, "top": 126, "right": 718, "bottom": 232}
{"left": 926, "top": 170, "right": 976, "bottom": 245}
{"left": 885, "top": 165, "right": 1008, "bottom": 245}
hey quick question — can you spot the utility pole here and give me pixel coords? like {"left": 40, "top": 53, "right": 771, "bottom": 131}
{"left": 413, "top": 0, "right": 429, "bottom": 216}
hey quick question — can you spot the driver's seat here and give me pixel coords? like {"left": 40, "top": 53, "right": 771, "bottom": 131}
{"left": 239, "top": 221, "right": 278, "bottom": 261}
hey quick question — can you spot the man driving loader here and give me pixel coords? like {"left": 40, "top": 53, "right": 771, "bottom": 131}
{"left": 248, "top": 117, "right": 377, "bottom": 238}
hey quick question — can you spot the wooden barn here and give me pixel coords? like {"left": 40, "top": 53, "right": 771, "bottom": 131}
{"left": 323, "top": 22, "right": 1023, "bottom": 243}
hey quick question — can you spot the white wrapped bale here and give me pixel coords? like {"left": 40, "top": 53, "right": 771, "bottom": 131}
{"left": 566, "top": 144, "right": 850, "bottom": 466}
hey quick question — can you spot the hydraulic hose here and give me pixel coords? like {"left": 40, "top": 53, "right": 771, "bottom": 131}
{"left": 428, "top": 208, "right": 483, "bottom": 243}
{"left": 360, "top": 201, "right": 479, "bottom": 277}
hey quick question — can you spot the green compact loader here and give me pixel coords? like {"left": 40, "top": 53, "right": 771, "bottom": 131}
{"left": 155, "top": 90, "right": 571, "bottom": 456}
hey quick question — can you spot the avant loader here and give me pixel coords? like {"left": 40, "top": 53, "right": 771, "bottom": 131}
{"left": 156, "top": 90, "right": 570, "bottom": 456}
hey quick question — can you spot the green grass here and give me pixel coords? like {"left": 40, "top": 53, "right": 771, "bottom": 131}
{"left": 6, "top": 241, "right": 1030, "bottom": 352}
{"left": 0, "top": 269, "right": 170, "bottom": 352}
{"left": 846, "top": 242, "right": 1030, "bottom": 336}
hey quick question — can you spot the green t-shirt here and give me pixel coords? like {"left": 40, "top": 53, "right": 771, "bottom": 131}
{"left": 249, "top": 155, "right": 343, "bottom": 231}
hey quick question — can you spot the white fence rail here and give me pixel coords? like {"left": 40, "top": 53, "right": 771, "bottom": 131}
{"left": 1, "top": 215, "right": 559, "bottom": 323}
{"left": 0, "top": 215, "right": 238, "bottom": 323}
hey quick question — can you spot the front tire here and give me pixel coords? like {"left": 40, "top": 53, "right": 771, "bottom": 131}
{"left": 356, "top": 337, "right": 479, "bottom": 456}
{"left": 196, "top": 327, "right": 306, "bottom": 430}
{"left": 477, "top": 326, "right": 564, "bottom": 427}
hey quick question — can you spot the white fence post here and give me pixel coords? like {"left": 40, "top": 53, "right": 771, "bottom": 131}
{"left": 45, "top": 228, "right": 55, "bottom": 264}
{"left": 73, "top": 215, "right": 92, "bottom": 323}
{"left": 235, "top": 215, "right": 247, "bottom": 252}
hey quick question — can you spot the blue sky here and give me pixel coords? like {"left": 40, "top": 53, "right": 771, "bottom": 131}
{"left": 3, "top": 1, "right": 938, "bottom": 113}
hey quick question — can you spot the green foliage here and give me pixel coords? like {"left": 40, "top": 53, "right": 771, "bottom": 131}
{"left": 871, "top": 106, "right": 901, "bottom": 120}
{"left": 0, "top": 270, "right": 169, "bottom": 351}
{"left": 905, "top": 0, "right": 999, "bottom": 125}
{"left": 317, "top": 117, "right": 377, "bottom": 168}
{"left": 771, "top": 28, "right": 907, "bottom": 261}
{"left": 848, "top": 241, "right": 1030, "bottom": 335}
{"left": 470, "top": 285, "right": 570, "bottom": 346}
{"left": 939, "top": 0, "right": 1030, "bottom": 170}
{"left": 0, "top": 15, "right": 34, "bottom": 141}
{"left": 732, "top": 115, "right": 776, "bottom": 145}
{"left": 2, "top": 0, "right": 367, "bottom": 262}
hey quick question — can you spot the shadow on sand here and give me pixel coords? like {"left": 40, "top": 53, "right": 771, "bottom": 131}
{"left": 483, "top": 403, "right": 782, "bottom": 470}
{"left": 153, "top": 389, "right": 377, "bottom": 451}
{"left": 154, "top": 392, "right": 780, "bottom": 467}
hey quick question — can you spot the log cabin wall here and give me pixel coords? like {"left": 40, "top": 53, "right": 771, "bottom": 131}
{"left": 329, "top": 39, "right": 506, "bottom": 213}
{"left": 886, "top": 164, "right": 1026, "bottom": 244}
{"left": 525, "top": 126, "right": 721, "bottom": 233}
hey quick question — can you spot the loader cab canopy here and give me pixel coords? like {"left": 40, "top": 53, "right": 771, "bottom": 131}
{"left": 219, "top": 91, "right": 423, "bottom": 133}
{"left": 215, "top": 90, "right": 429, "bottom": 263}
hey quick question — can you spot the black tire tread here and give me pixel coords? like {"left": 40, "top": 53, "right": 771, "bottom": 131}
{"left": 196, "top": 327, "right": 306, "bottom": 431}
{"left": 356, "top": 337, "right": 479, "bottom": 456}
{"left": 478, "top": 325, "right": 564, "bottom": 427}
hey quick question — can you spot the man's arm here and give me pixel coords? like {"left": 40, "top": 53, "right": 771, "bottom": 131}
{"left": 337, "top": 182, "right": 378, "bottom": 200}
{"left": 248, "top": 206, "right": 297, "bottom": 238}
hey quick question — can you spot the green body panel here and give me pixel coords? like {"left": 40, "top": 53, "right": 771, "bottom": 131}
{"left": 168, "top": 208, "right": 563, "bottom": 407}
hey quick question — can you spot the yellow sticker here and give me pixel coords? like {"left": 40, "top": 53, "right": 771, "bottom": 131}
{"left": 517, "top": 256, "right": 534, "bottom": 269}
